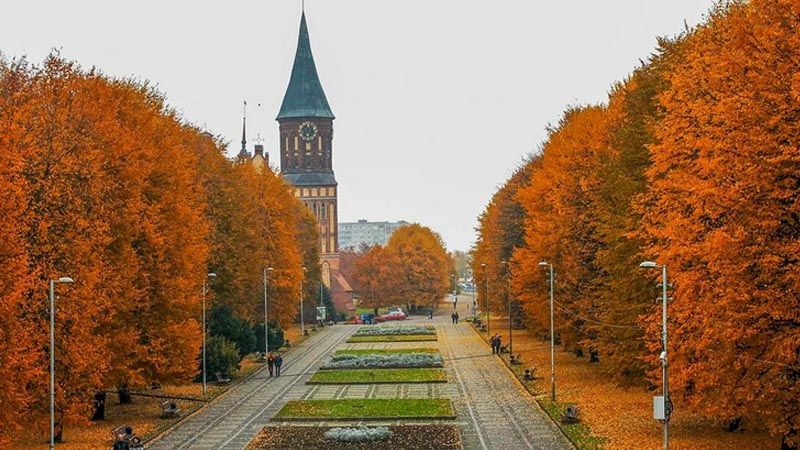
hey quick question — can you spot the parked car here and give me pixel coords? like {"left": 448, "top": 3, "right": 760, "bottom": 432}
{"left": 380, "top": 309, "right": 407, "bottom": 321}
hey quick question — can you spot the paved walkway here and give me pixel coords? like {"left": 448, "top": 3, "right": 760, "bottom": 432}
{"left": 437, "top": 298, "right": 571, "bottom": 449}
{"left": 147, "top": 325, "right": 353, "bottom": 450}
{"left": 148, "top": 299, "right": 571, "bottom": 449}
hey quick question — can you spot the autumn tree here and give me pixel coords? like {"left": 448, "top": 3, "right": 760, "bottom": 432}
{"left": 472, "top": 157, "right": 539, "bottom": 325}
{"left": 513, "top": 106, "right": 611, "bottom": 355}
{"left": 639, "top": 0, "right": 800, "bottom": 444}
{"left": 386, "top": 224, "right": 451, "bottom": 312}
{"left": 0, "top": 53, "right": 313, "bottom": 445}
{"left": 0, "top": 57, "right": 37, "bottom": 447}
{"left": 351, "top": 245, "right": 402, "bottom": 311}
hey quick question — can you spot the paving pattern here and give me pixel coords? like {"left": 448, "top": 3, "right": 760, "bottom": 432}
{"left": 147, "top": 300, "right": 572, "bottom": 449}
{"left": 147, "top": 325, "right": 353, "bottom": 450}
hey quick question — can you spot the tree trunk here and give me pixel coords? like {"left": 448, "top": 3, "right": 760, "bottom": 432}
{"left": 118, "top": 386, "right": 132, "bottom": 404}
{"left": 54, "top": 409, "right": 64, "bottom": 443}
{"left": 782, "top": 431, "right": 798, "bottom": 450}
{"left": 91, "top": 391, "right": 106, "bottom": 421}
{"left": 725, "top": 417, "right": 742, "bottom": 432}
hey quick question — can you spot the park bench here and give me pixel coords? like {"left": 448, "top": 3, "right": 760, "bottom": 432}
{"left": 160, "top": 400, "right": 181, "bottom": 419}
{"left": 561, "top": 404, "right": 581, "bottom": 424}
{"left": 523, "top": 368, "right": 537, "bottom": 381}
{"left": 510, "top": 353, "right": 522, "bottom": 365}
{"left": 111, "top": 425, "right": 144, "bottom": 450}
{"left": 214, "top": 372, "right": 231, "bottom": 385}
{"left": 499, "top": 344, "right": 509, "bottom": 354}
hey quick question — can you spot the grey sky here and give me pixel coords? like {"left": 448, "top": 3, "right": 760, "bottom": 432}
{"left": 2, "top": 1, "right": 712, "bottom": 251}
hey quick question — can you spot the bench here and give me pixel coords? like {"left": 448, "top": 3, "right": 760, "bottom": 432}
{"left": 523, "top": 368, "right": 537, "bottom": 381}
{"left": 561, "top": 404, "right": 581, "bottom": 424}
{"left": 510, "top": 353, "right": 522, "bottom": 365}
{"left": 111, "top": 425, "right": 144, "bottom": 450}
{"left": 160, "top": 400, "right": 181, "bottom": 419}
{"left": 499, "top": 344, "right": 509, "bottom": 354}
{"left": 214, "top": 372, "right": 231, "bottom": 385}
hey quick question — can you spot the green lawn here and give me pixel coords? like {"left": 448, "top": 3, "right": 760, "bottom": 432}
{"left": 308, "top": 368, "right": 447, "bottom": 384}
{"left": 273, "top": 398, "right": 456, "bottom": 420}
{"left": 334, "top": 348, "right": 439, "bottom": 356}
{"left": 346, "top": 334, "right": 438, "bottom": 343}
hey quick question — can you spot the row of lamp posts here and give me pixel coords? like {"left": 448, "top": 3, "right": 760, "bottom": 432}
{"left": 48, "top": 264, "right": 314, "bottom": 449}
{"left": 477, "top": 259, "right": 670, "bottom": 450}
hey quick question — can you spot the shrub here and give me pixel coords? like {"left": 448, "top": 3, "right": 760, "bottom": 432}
{"left": 254, "top": 322, "right": 285, "bottom": 352}
{"left": 200, "top": 335, "right": 241, "bottom": 378}
{"left": 210, "top": 305, "right": 256, "bottom": 357}
{"left": 323, "top": 426, "right": 393, "bottom": 442}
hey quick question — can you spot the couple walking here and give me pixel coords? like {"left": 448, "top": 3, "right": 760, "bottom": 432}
{"left": 450, "top": 311, "right": 460, "bottom": 324}
{"left": 266, "top": 352, "right": 284, "bottom": 377}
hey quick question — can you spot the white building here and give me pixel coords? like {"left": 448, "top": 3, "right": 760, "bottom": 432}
{"left": 338, "top": 219, "right": 409, "bottom": 251}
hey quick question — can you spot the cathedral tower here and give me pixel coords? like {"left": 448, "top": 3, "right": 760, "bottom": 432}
{"left": 278, "top": 12, "right": 338, "bottom": 258}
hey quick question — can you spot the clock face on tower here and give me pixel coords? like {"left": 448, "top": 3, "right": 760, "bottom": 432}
{"left": 298, "top": 121, "right": 318, "bottom": 141}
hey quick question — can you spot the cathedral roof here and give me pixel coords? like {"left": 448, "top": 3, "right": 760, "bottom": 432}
{"left": 277, "top": 13, "right": 335, "bottom": 120}
{"left": 282, "top": 172, "right": 337, "bottom": 186}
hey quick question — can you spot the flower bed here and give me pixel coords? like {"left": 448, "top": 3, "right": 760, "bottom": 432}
{"left": 346, "top": 334, "right": 437, "bottom": 343}
{"left": 354, "top": 325, "right": 436, "bottom": 336}
{"left": 321, "top": 352, "right": 443, "bottom": 369}
{"left": 334, "top": 348, "right": 438, "bottom": 356}
{"left": 324, "top": 426, "right": 393, "bottom": 442}
{"left": 272, "top": 398, "right": 456, "bottom": 420}
{"left": 247, "top": 424, "right": 463, "bottom": 449}
{"left": 308, "top": 368, "right": 447, "bottom": 384}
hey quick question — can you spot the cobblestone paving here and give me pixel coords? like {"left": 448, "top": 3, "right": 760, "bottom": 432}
{"left": 148, "top": 302, "right": 572, "bottom": 449}
{"left": 147, "top": 325, "right": 353, "bottom": 450}
{"left": 435, "top": 303, "right": 573, "bottom": 450}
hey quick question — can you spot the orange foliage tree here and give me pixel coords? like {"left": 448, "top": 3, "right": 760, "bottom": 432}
{"left": 513, "top": 106, "right": 611, "bottom": 355}
{"left": 386, "top": 224, "right": 452, "bottom": 312}
{"left": 474, "top": 0, "right": 800, "bottom": 445}
{"left": 349, "top": 224, "right": 451, "bottom": 313}
{"left": 0, "top": 53, "right": 312, "bottom": 445}
{"left": 351, "top": 245, "right": 402, "bottom": 311}
{"left": 639, "top": 0, "right": 800, "bottom": 443}
{"left": 472, "top": 158, "right": 539, "bottom": 325}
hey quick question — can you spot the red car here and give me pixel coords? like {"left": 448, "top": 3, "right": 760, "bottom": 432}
{"left": 379, "top": 309, "right": 407, "bottom": 321}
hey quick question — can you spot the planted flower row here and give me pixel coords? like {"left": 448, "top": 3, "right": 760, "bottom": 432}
{"left": 321, "top": 352, "right": 443, "bottom": 370}
{"left": 354, "top": 325, "right": 436, "bottom": 336}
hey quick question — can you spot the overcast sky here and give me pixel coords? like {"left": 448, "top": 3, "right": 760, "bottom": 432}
{"left": 2, "top": 1, "right": 713, "bottom": 251}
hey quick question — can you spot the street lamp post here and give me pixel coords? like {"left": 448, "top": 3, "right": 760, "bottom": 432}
{"left": 500, "top": 261, "right": 512, "bottom": 355}
{"left": 640, "top": 261, "right": 670, "bottom": 450}
{"left": 49, "top": 276, "right": 73, "bottom": 450}
{"left": 480, "top": 263, "right": 489, "bottom": 335}
{"left": 538, "top": 261, "right": 556, "bottom": 402}
{"left": 202, "top": 272, "right": 216, "bottom": 396}
{"left": 300, "top": 267, "right": 306, "bottom": 336}
{"left": 452, "top": 274, "right": 458, "bottom": 309}
{"left": 263, "top": 267, "right": 273, "bottom": 355}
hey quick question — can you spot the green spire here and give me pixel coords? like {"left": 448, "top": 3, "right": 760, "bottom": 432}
{"left": 277, "top": 12, "right": 335, "bottom": 120}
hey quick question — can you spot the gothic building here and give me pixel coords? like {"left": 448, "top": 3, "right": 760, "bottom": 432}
{"left": 276, "top": 11, "right": 353, "bottom": 313}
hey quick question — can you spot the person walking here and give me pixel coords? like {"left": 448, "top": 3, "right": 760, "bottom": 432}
{"left": 275, "top": 353, "right": 284, "bottom": 377}
{"left": 450, "top": 312, "right": 456, "bottom": 324}
{"left": 495, "top": 335, "right": 503, "bottom": 354}
{"left": 454, "top": 311, "right": 459, "bottom": 324}
{"left": 267, "top": 353, "right": 276, "bottom": 377}
{"left": 490, "top": 334, "right": 498, "bottom": 354}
